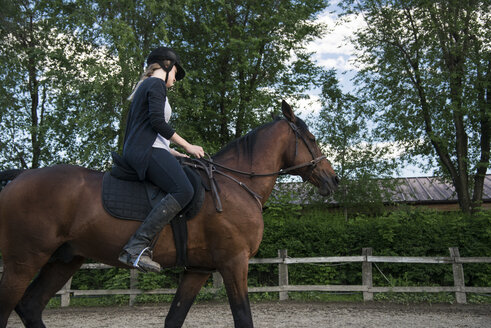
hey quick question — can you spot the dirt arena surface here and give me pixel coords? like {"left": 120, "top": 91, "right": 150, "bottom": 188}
{"left": 6, "top": 301, "right": 491, "bottom": 327}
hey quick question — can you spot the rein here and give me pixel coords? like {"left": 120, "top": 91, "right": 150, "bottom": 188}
{"left": 182, "top": 119, "right": 327, "bottom": 212}
{"left": 199, "top": 155, "right": 326, "bottom": 178}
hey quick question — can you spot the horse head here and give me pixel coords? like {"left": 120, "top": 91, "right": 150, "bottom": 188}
{"left": 280, "top": 100, "right": 339, "bottom": 196}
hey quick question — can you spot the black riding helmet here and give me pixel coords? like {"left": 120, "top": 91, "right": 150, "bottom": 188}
{"left": 146, "top": 47, "right": 186, "bottom": 82}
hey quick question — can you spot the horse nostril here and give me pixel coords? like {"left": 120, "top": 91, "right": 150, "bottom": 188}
{"left": 333, "top": 176, "right": 340, "bottom": 186}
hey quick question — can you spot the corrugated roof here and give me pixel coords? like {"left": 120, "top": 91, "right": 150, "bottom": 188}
{"left": 390, "top": 176, "right": 454, "bottom": 203}
{"left": 272, "top": 175, "right": 491, "bottom": 205}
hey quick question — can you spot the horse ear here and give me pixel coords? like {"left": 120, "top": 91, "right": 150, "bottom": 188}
{"left": 282, "top": 100, "right": 297, "bottom": 123}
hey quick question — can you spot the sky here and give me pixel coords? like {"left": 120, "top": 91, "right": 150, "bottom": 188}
{"left": 297, "top": 3, "right": 432, "bottom": 178}
{"left": 293, "top": 5, "right": 362, "bottom": 118}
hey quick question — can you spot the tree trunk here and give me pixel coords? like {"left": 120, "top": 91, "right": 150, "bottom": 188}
{"left": 27, "top": 19, "right": 40, "bottom": 169}
{"left": 472, "top": 59, "right": 491, "bottom": 210}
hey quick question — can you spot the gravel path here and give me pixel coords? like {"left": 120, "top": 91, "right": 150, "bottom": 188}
{"left": 6, "top": 302, "right": 491, "bottom": 328}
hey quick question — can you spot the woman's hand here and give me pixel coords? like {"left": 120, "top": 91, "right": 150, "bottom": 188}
{"left": 185, "top": 144, "right": 205, "bottom": 158}
{"left": 170, "top": 149, "right": 189, "bottom": 158}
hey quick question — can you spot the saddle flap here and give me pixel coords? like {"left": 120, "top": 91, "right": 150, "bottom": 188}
{"left": 102, "top": 173, "right": 151, "bottom": 220}
{"left": 102, "top": 165, "right": 205, "bottom": 222}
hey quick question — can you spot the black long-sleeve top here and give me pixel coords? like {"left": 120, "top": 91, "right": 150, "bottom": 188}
{"left": 122, "top": 77, "right": 175, "bottom": 180}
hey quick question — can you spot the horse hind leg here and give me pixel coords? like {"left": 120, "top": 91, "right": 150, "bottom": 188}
{"left": 15, "top": 254, "right": 85, "bottom": 328}
{"left": 0, "top": 256, "right": 49, "bottom": 328}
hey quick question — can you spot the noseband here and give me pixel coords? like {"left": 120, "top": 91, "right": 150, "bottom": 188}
{"left": 285, "top": 120, "right": 326, "bottom": 182}
{"left": 183, "top": 119, "right": 327, "bottom": 211}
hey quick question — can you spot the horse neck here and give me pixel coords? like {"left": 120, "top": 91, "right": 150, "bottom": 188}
{"left": 213, "top": 120, "right": 292, "bottom": 203}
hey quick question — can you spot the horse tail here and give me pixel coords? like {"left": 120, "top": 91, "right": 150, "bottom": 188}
{"left": 0, "top": 169, "right": 24, "bottom": 192}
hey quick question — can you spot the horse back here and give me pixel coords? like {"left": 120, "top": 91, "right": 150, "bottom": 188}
{"left": 0, "top": 164, "right": 99, "bottom": 221}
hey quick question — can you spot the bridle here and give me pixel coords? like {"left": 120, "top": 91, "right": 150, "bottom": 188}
{"left": 203, "top": 119, "right": 325, "bottom": 178}
{"left": 182, "top": 118, "right": 327, "bottom": 211}
{"left": 283, "top": 120, "right": 327, "bottom": 182}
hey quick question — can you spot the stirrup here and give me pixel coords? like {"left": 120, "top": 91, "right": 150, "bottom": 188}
{"left": 133, "top": 247, "right": 152, "bottom": 272}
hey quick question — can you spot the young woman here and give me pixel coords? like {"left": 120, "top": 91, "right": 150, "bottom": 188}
{"left": 118, "top": 47, "right": 204, "bottom": 272}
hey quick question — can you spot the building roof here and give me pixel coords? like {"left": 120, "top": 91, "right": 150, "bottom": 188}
{"left": 389, "top": 175, "right": 491, "bottom": 204}
{"left": 272, "top": 175, "right": 491, "bottom": 205}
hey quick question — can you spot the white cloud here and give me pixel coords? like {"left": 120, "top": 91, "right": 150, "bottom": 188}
{"left": 307, "top": 11, "right": 366, "bottom": 71}
{"left": 294, "top": 95, "right": 323, "bottom": 118}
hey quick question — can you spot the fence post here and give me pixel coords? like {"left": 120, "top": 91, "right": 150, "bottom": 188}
{"left": 129, "top": 269, "right": 139, "bottom": 306}
{"left": 60, "top": 278, "right": 72, "bottom": 307}
{"left": 362, "top": 248, "right": 373, "bottom": 301}
{"left": 278, "top": 249, "right": 289, "bottom": 301}
{"left": 449, "top": 247, "right": 467, "bottom": 304}
{"left": 213, "top": 272, "right": 223, "bottom": 289}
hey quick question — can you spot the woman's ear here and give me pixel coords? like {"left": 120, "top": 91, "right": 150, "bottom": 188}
{"left": 281, "top": 100, "right": 296, "bottom": 123}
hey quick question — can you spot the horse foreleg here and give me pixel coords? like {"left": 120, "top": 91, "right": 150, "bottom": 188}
{"left": 164, "top": 271, "right": 210, "bottom": 328}
{"left": 15, "top": 256, "right": 85, "bottom": 328}
{"left": 220, "top": 257, "right": 254, "bottom": 328}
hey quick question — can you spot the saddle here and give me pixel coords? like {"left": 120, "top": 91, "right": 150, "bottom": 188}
{"left": 102, "top": 152, "right": 206, "bottom": 266}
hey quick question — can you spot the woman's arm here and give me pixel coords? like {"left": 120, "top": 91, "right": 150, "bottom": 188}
{"left": 170, "top": 133, "right": 204, "bottom": 158}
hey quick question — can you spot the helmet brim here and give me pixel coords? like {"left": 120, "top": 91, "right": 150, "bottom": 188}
{"left": 175, "top": 62, "right": 185, "bottom": 81}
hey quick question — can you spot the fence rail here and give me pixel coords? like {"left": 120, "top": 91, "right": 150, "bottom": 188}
{"left": 1, "top": 247, "right": 490, "bottom": 306}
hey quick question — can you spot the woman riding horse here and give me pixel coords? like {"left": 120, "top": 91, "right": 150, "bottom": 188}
{"left": 119, "top": 47, "right": 205, "bottom": 273}
{"left": 0, "top": 100, "right": 338, "bottom": 328}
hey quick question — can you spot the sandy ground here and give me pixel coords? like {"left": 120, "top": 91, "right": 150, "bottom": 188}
{"left": 6, "top": 302, "right": 491, "bottom": 328}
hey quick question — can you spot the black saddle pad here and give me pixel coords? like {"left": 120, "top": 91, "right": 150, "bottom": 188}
{"left": 102, "top": 166, "right": 205, "bottom": 222}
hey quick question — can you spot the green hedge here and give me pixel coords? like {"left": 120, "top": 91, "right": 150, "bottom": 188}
{"left": 68, "top": 208, "right": 490, "bottom": 298}
{"left": 253, "top": 206, "right": 491, "bottom": 289}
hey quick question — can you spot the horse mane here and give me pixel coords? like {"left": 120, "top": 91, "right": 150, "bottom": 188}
{"left": 213, "top": 116, "right": 283, "bottom": 160}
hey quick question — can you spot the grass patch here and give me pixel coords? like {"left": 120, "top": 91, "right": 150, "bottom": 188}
{"left": 288, "top": 291, "right": 364, "bottom": 302}
{"left": 47, "top": 290, "right": 490, "bottom": 309}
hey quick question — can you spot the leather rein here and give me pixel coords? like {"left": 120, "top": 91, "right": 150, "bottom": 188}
{"left": 182, "top": 119, "right": 326, "bottom": 212}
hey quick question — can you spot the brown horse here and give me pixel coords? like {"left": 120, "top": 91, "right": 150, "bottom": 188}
{"left": 0, "top": 101, "right": 338, "bottom": 328}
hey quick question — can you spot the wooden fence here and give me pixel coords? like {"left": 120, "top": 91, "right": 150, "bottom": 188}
{"left": 1, "top": 247, "right": 490, "bottom": 306}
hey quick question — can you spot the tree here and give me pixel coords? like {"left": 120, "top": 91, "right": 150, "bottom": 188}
{"left": 0, "top": 0, "right": 56, "bottom": 169}
{"left": 0, "top": 0, "right": 121, "bottom": 169}
{"left": 165, "top": 0, "right": 329, "bottom": 152}
{"left": 66, "top": 0, "right": 174, "bottom": 152}
{"left": 65, "top": 0, "right": 329, "bottom": 153}
{"left": 316, "top": 69, "right": 398, "bottom": 218}
{"left": 0, "top": 0, "right": 329, "bottom": 169}
{"left": 340, "top": 0, "right": 490, "bottom": 213}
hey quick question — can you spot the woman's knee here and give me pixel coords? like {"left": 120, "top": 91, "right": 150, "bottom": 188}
{"left": 173, "top": 181, "right": 194, "bottom": 208}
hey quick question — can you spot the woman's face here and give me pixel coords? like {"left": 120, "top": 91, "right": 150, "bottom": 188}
{"left": 166, "top": 65, "right": 178, "bottom": 88}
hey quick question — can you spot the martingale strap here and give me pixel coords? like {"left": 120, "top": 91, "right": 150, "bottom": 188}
{"left": 183, "top": 157, "right": 263, "bottom": 212}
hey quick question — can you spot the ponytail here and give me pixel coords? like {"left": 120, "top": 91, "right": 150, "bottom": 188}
{"left": 127, "top": 62, "right": 170, "bottom": 101}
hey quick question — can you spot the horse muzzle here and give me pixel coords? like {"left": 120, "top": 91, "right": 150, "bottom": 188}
{"left": 318, "top": 175, "right": 339, "bottom": 196}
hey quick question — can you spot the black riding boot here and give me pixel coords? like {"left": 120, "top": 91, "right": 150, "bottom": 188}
{"left": 118, "top": 194, "right": 182, "bottom": 272}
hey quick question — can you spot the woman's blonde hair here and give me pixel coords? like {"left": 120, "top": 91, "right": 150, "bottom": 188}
{"left": 127, "top": 60, "right": 172, "bottom": 101}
